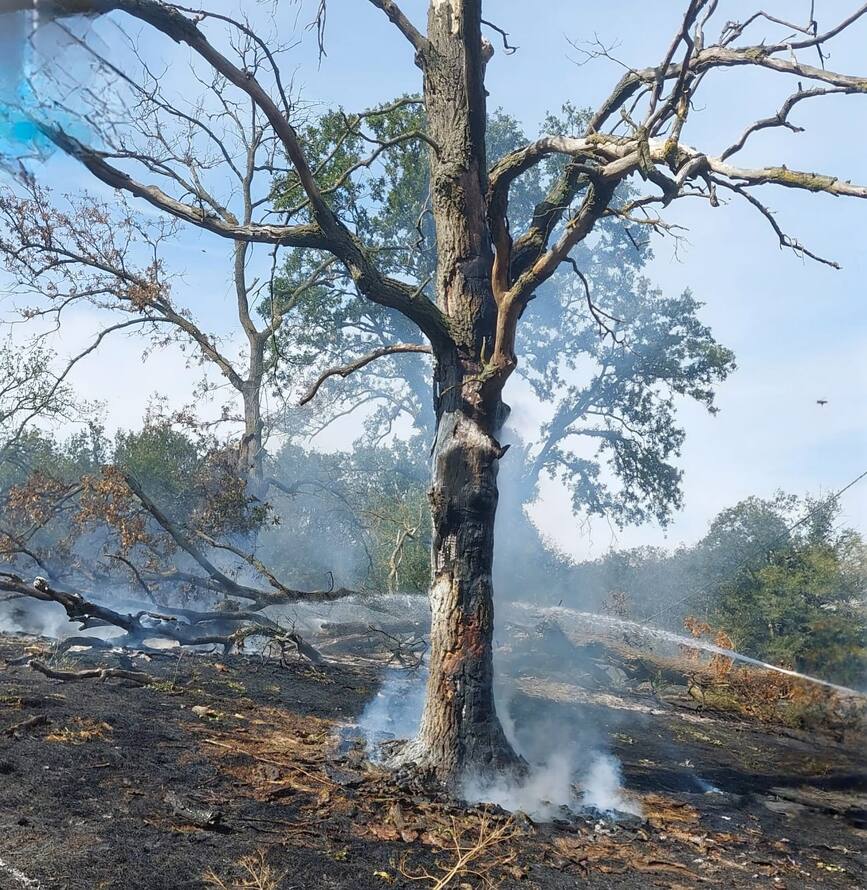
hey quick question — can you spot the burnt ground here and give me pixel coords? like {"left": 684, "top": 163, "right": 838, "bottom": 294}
{"left": 0, "top": 627, "right": 865, "bottom": 890}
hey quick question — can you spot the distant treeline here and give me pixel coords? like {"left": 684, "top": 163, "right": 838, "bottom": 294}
{"left": 2, "top": 421, "right": 864, "bottom": 686}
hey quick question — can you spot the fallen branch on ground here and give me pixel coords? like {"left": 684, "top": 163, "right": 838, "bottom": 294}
{"left": 3, "top": 714, "right": 49, "bottom": 736}
{"left": 399, "top": 812, "right": 521, "bottom": 889}
{"left": 29, "top": 659, "right": 154, "bottom": 686}
{"left": 367, "top": 624, "right": 428, "bottom": 669}
{"left": 0, "top": 572, "right": 327, "bottom": 664}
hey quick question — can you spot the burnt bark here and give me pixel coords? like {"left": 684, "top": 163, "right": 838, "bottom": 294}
{"left": 398, "top": 352, "right": 521, "bottom": 784}
{"left": 394, "top": 1, "right": 522, "bottom": 785}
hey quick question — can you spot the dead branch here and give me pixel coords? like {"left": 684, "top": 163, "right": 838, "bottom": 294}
{"left": 366, "top": 624, "right": 427, "bottom": 670}
{"left": 3, "top": 714, "right": 49, "bottom": 736}
{"left": 299, "top": 343, "right": 432, "bottom": 406}
{"left": 367, "top": 0, "right": 429, "bottom": 57}
{"left": 481, "top": 17, "right": 518, "bottom": 55}
{"left": 0, "top": 572, "right": 329, "bottom": 662}
{"left": 29, "top": 659, "right": 154, "bottom": 686}
{"left": 10, "top": 0, "right": 452, "bottom": 347}
{"left": 54, "top": 636, "right": 116, "bottom": 657}
{"left": 286, "top": 631, "right": 325, "bottom": 666}
{"left": 263, "top": 630, "right": 325, "bottom": 667}
{"left": 120, "top": 473, "right": 358, "bottom": 608}
{"left": 399, "top": 812, "right": 520, "bottom": 889}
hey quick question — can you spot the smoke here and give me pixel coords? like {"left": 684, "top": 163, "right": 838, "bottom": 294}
{"left": 692, "top": 774, "right": 723, "bottom": 795}
{"left": 355, "top": 666, "right": 427, "bottom": 760}
{"left": 0, "top": 591, "right": 150, "bottom": 644}
{"left": 579, "top": 752, "right": 642, "bottom": 816}
{"left": 0, "top": 596, "right": 86, "bottom": 640}
{"left": 461, "top": 747, "right": 641, "bottom": 821}
{"left": 460, "top": 673, "right": 641, "bottom": 821}
{"left": 461, "top": 749, "right": 576, "bottom": 820}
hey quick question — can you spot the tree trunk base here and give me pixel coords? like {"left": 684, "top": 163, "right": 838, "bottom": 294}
{"left": 385, "top": 728, "right": 527, "bottom": 791}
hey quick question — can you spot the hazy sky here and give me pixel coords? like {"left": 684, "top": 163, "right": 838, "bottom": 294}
{"left": 2, "top": 1, "right": 865, "bottom": 558}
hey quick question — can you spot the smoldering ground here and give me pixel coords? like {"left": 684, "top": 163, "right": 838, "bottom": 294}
{"left": 344, "top": 605, "right": 648, "bottom": 821}
{"left": 3, "top": 614, "right": 863, "bottom": 890}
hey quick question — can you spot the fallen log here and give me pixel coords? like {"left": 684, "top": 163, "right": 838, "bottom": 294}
{"left": 0, "top": 573, "right": 328, "bottom": 664}
{"left": 286, "top": 631, "right": 324, "bottom": 666}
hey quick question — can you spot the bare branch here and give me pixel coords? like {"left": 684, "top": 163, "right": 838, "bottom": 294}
{"left": 299, "top": 343, "right": 432, "bottom": 406}
{"left": 367, "top": 0, "right": 429, "bottom": 57}
{"left": 720, "top": 85, "right": 850, "bottom": 160}
{"left": 711, "top": 176, "right": 841, "bottom": 268}
{"left": 29, "top": 659, "right": 154, "bottom": 685}
{"left": 585, "top": 20, "right": 867, "bottom": 135}
{"left": 38, "top": 126, "right": 328, "bottom": 248}
{"left": 481, "top": 17, "right": 518, "bottom": 55}
{"left": 15, "top": 0, "right": 453, "bottom": 346}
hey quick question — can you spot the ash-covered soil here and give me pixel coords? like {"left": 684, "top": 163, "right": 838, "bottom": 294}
{"left": 0, "top": 628, "right": 865, "bottom": 890}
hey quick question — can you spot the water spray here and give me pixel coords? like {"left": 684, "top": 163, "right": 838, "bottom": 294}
{"left": 513, "top": 604, "right": 867, "bottom": 698}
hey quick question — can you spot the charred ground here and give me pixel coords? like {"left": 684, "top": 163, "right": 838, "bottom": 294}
{"left": 0, "top": 624, "right": 865, "bottom": 890}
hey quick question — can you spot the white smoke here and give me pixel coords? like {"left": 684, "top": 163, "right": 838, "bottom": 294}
{"left": 579, "top": 752, "right": 642, "bottom": 816}
{"left": 461, "top": 749, "right": 576, "bottom": 820}
{"left": 0, "top": 597, "right": 86, "bottom": 640}
{"left": 462, "top": 748, "right": 641, "bottom": 821}
{"left": 356, "top": 667, "right": 427, "bottom": 760}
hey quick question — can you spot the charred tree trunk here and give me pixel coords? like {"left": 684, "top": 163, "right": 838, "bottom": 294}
{"left": 402, "top": 353, "right": 521, "bottom": 783}
{"left": 395, "top": 1, "right": 522, "bottom": 785}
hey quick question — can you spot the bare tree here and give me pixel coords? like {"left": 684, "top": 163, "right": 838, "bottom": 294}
{"left": 0, "top": 335, "right": 85, "bottom": 458}
{"left": 0, "top": 27, "right": 347, "bottom": 496}
{"left": 5, "top": 0, "right": 867, "bottom": 785}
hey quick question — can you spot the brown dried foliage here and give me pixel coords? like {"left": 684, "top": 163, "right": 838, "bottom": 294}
{"left": 0, "top": 184, "right": 171, "bottom": 312}
{"left": 5, "top": 472, "right": 73, "bottom": 528}
{"left": 76, "top": 467, "right": 151, "bottom": 553}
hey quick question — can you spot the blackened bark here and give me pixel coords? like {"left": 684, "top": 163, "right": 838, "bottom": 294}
{"left": 398, "top": 350, "right": 521, "bottom": 784}
{"left": 388, "top": 1, "right": 522, "bottom": 786}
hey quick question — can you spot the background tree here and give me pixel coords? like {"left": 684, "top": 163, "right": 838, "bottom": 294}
{"left": 3, "top": 0, "right": 867, "bottom": 785}
{"left": 562, "top": 492, "right": 866, "bottom": 688}
{"left": 270, "top": 100, "right": 735, "bottom": 597}
{"left": 0, "top": 335, "right": 90, "bottom": 459}
{"left": 710, "top": 496, "right": 866, "bottom": 685}
{"left": 0, "top": 32, "right": 345, "bottom": 496}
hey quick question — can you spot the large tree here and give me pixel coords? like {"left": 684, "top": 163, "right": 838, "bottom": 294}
{"left": 5, "top": 0, "right": 867, "bottom": 785}
{"left": 271, "top": 102, "right": 735, "bottom": 537}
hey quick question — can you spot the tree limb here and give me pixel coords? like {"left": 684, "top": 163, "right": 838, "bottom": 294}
{"left": 17, "top": 0, "right": 454, "bottom": 347}
{"left": 367, "top": 0, "right": 429, "bottom": 57}
{"left": 299, "top": 343, "right": 432, "bottom": 406}
{"left": 29, "top": 659, "right": 154, "bottom": 685}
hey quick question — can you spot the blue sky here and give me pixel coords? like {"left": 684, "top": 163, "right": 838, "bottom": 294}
{"left": 1, "top": 0, "right": 865, "bottom": 557}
